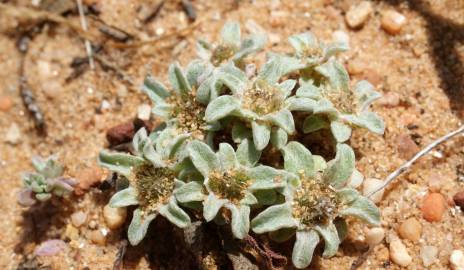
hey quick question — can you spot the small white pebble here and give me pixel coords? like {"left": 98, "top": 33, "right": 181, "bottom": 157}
{"left": 5, "top": 123, "right": 21, "bottom": 145}
{"left": 137, "top": 104, "right": 152, "bottom": 121}
{"left": 420, "top": 245, "right": 438, "bottom": 267}
{"left": 365, "top": 227, "right": 385, "bottom": 246}
{"left": 332, "top": 30, "right": 350, "bottom": 47}
{"left": 390, "top": 239, "right": 412, "bottom": 267}
{"left": 363, "top": 178, "right": 385, "bottom": 204}
{"left": 103, "top": 204, "right": 127, "bottom": 230}
{"left": 348, "top": 169, "right": 364, "bottom": 188}
{"left": 71, "top": 211, "right": 87, "bottom": 227}
{"left": 450, "top": 250, "right": 464, "bottom": 270}
{"left": 345, "top": 1, "right": 373, "bottom": 29}
{"left": 101, "top": 100, "right": 111, "bottom": 110}
{"left": 155, "top": 27, "right": 165, "bottom": 36}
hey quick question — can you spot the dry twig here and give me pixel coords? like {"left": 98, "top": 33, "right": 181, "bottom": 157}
{"left": 75, "top": 0, "right": 94, "bottom": 69}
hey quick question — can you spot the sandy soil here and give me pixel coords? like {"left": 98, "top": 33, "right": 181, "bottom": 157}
{"left": 1, "top": 0, "right": 464, "bottom": 269}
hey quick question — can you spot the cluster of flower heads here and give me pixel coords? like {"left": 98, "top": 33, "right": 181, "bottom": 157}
{"left": 98, "top": 22, "right": 384, "bottom": 269}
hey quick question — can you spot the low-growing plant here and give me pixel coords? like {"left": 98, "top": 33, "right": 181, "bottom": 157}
{"left": 18, "top": 155, "right": 77, "bottom": 206}
{"left": 98, "top": 22, "right": 384, "bottom": 268}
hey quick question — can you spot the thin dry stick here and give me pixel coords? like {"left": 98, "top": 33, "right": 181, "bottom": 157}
{"left": 76, "top": 0, "right": 94, "bottom": 69}
{"left": 367, "top": 125, "right": 464, "bottom": 198}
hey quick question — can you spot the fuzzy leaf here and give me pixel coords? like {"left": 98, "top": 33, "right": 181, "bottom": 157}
{"left": 340, "top": 196, "right": 380, "bottom": 225}
{"left": 288, "top": 32, "right": 318, "bottom": 56}
{"left": 233, "top": 33, "right": 267, "bottom": 61}
{"left": 132, "top": 128, "right": 148, "bottom": 156}
{"left": 248, "top": 166, "right": 294, "bottom": 190}
{"left": 348, "top": 168, "right": 364, "bottom": 188}
{"left": 279, "top": 79, "right": 297, "bottom": 97}
{"left": 314, "top": 222, "right": 340, "bottom": 258}
{"left": 109, "top": 187, "right": 139, "bottom": 207}
{"left": 227, "top": 204, "right": 250, "bottom": 239}
{"left": 334, "top": 218, "right": 348, "bottom": 241}
{"left": 236, "top": 139, "right": 261, "bottom": 167}
{"left": 164, "top": 134, "right": 190, "bottom": 160}
{"left": 216, "top": 63, "right": 248, "bottom": 94}
{"left": 152, "top": 104, "right": 172, "bottom": 119}
{"left": 313, "top": 99, "right": 338, "bottom": 115}
{"left": 186, "top": 59, "right": 213, "bottom": 87}
{"left": 258, "top": 58, "right": 282, "bottom": 84}
{"left": 323, "top": 42, "right": 349, "bottom": 60}
{"left": 98, "top": 150, "right": 144, "bottom": 178}
{"left": 203, "top": 193, "right": 227, "bottom": 221}
{"left": 168, "top": 62, "right": 191, "bottom": 96}
{"left": 253, "top": 189, "right": 277, "bottom": 205}
{"left": 142, "top": 75, "right": 170, "bottom": 103}
{"left": 266, "top": 109, "right": 295, "bottom": 134}
{"left": 267, "top": 52, "right": 305, "bottom": 76}
{"left": 251, "top": 203, "right": 297, "bottom": 233}
{"left": 354, "top": 80, "right": 381, "bottom": 112}
{"left": 196, "top": 39, "right": 212, "bottom": 60}
{"left": 316, "top": 60, "right": 349, "bottom": 92}
{"left": 218, "top": 143, "right": 238, "bottom": 171}
{"left": 205, "top": 95, "right": 240, "bottom": 122}
{"left": 330, "top": 121, "right": 352, "bottom": 142}
{"left": 270, "top": 128, "right": 288, "bottom": 150}
{"left": 128, "top": 208, "right": 157, "bottom": 245}
{"left": 232, "top": 121, "right": 252, "bottom": 143}
{"left": 313, "top": 155, "right": 327, "bottom": 172}
{"left": 240, "top": 192, "right": 258, "bottom": 205}
{"left": 158, "top": 197, "right": 191, "bottom": 228}
{"left": 143, "top": 141, "right": 165, "bottom": 168}
{"left": 269, "top": 227, "right": 296, "bottom": 243}
{"left": 282, "top": 141, "right": 314, "bottom": 177}
{"left": 292, "top": 230, "right": 320, "bottom": 269}
{"left": 175, "top": 181, "right": 204, "bottom": 203}
{"left": 251, "top": 121, "right": 271, "bottom": 151}
{"left": 196, "top": 76, "right": 216, "bottom": 104}
{"left": 296, "top": 84, "right": 322, "bottom": 99}
{"left": 221, "top": 21, "right": 241, "bottom": 47}
{"left": 303, "top": 115, "right": 329, "bottom": 133}
{"left": 336, "top": 188, "right": 359, "bottom": 205}
{"left": 286, "top": 97, "right": 317, "bottom": 112}
{"left": 188, "top": 140, "right": 220, "bottom": 178}
{"left": 323, "top": 144, "right": 355, "bottom": 188}
{"left": 342, "top": 112, "right": 385, "bottom": 135}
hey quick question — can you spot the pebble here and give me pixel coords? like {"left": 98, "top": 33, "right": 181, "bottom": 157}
{"left": 88, "top": 220, "right": 98, "bottom": 230}
{"left": 398, "top": 217, "right": 421, "bottom": 242}
{"left": 103, "top": 204, "right": 127, "bottom": 229}
{"left": 348, "top": 170, "right": 364, "bottom": 188}
{"left": 88, "top": 230, "right": 106, "bottom": 245}
{"left": 361, "top": 69, "right": 383, "bottom": 87}
{"left": 345, "top": 1, "right": 373, "bottom": 29}
{"left": 75, "top": 167, "right": 103, "bottom": 195}
{"left": 377, "top": 92, "right": 400, "bottom": 107}
{"left": 362, "top": 178, "right": 385, "bottom": 203}
{"left": 71, "top": 211, "right": 87, "bottom": 227}
{"left": 422, "top": 193, "right": 446, "bottom": 222}
{"left": 268, "top": 33, "right": 281, "bottom": 45}
{"left": 35, "top": 239, "right": 66, "bottom": 257}
{"left": 451, "top": 250, "right": 464, "bottom": 270}
{"left": 396, "top": 134, "right": 419, "bottom": 160}
{"left": 64, "top": 224, "right": 79, "bottom": 241}
{"left": 5, "top": 123, "right": 21, "bottom": 145}
{"left": 381, "top": 10, "right": 407, "bottom": 35}
{"left": 365, "top": 227, "right": 385, "bottom": 246}
{"left": 453, "top": 191, "right": 464, "bottom": 209}
{"left": 347, "top": 60, "right": 365, "bottom": 75}
{"left": 420, "top": 245, "right": 438, "bottom": 267}
{"left": 332, "top": 30, "right": 350, "bottom": 46}
{"left": 137, "top": 104, "right": 151, "bottom": 121}
{"left": 389, "top": 239, "right": 412, "bottom": 267}
{"left": 0, "top": 96, "right": 13, "bottom": 112}
{"left": 427, "top": 172, "right": 443, "bottom": 192}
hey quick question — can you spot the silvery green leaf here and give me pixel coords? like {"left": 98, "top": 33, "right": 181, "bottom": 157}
{"left": 314, "top": 222, "right": 340, "bottom": 258}
{"left": 348, "top": 168, "right": 364, "bottom": 188}
{"left": 303, "top": 115, "right": 329, "bottom": 133}
{"left": 232, "top": 121, "right": 252, "bottom": 143}
{"left": 270, "top": 128, "right": 288, "bottom": 150}
{"left": 227, "top": 204, "right": 250, "bottom": 239}
{"left": 342, "top": 112, "right": 385, "bottom": 134}
{"left": 36, "top": 193, "right": 52, "bottom": 201}
{"left": 269, "top": 227, "right": 296, "bottom": 243}
{"left": 186, "top": 59, "right": 213, "bottom": 87}
{"left": 286, "top": 97, "right": 317, "bottom": 112}
{"left": 296, "top": 83, "right": 322, "bottom": 99}
{"left": 164, "top": 134, "right": 190, "bottom": 160}
{"left": 217, "top": 63, "right": 248, "bottom": 93}
{"left": 266, "top": 109, "right": 295, "bottom": 134}
{"left": 109, "top": 187, "right": 139, "bottom": 207}
{"left": 323, "top": 144, "right": 355, "bottom": 188}
{"left": 196, "top": 39, "right": 212, "bottom": 60}
{"left": 253, "top": 189, "right": 277, "bottom": 205}
{"left": 174, "top": 181, "right": 204, "bottom": 203}
{"left": 152, "top": 104, "right": 172, "bottom": 119}
{"left": 251, "top": 203, "right": 297, "bottom": 233}
{"left": 233, "top": 33, "right": 267, "bottom": 61}
{"left": 240, "top": 192, "right": 258, "bottom": 205}
{"left": 354, "top": 80, "right": 381, "bottom": 112}
{"left": 158, "top": 197, "right": 191, "bottom": 228}
{"left": 34, "top": 156, "right": 63, "bottom": 179}
{"left": 279, "top": 79, "right": 297, "bottom": 98}
{"left": 98, "top": 150, "right": 144, "bottom": 178}
{"left": 292, "top": 230, "right": 320, "bottom": 269}
{"left": 257, "top": 58, "right": 282, "bottom": 84}
{"left": 334, "top": 218, "right": 348, "bottom": 241}
{"left": 313, "top": 99, "right": 338, "bottom": 115}
{"left": 168, "top": 62, "right": 191, "bottom": 97}
{"left": 142, "top": 75, "right": 170, "bottom": 103}
{"left": 142, "top": 140, "right": 165, "bottom": 168}
{"left": 188, "top": 140, "right": 220, "bottom": 178}
{"left": 31, "top": 155, "right": 46, "bottom": 172}
{"left": 330, "top": 121, "right": 352, "bottom": 143}
{"left": 220, "top": 21, "right": 241, "bottom": 47}
{"left": 282, "top": 141, "right": 314, "bottom": 177}
{"left": 251, "top": 121, "right": 271, "bottom": 151}
{"left": 316, "top": 60, "right": 349, "bottom": 92}
{"left": 196, "top": 76, "right": 216, "bottom": 104}
{"left": 128, "top": 208, "right": 157, "bottom": 245}
{"left": 340, "top": 196, "right": 380, "bottom": 225}
{"left": 288, "top": 32, "right": 318, "bottom": 57}
{"left": 203, "top": 193, "right": 228, "bottom": 222}
{"left": 322, "top": 42, "right": 349, "bottom": 61}
{"left": 205, "top": 120, "right": 221, "bottom": 131}
{"left": 155, "top": 127, "right": 174, "bottom": 153}
{"left": 236, "top": 138, "right": 261, "bottom": 167}
{"left": 336, "top": 187, "right": 359, "bottom": 205}
{"left": 267, "top": 52, "right": 305, "bottom": 76}
{"left": 132, "top": 128, "right": 148, "bottom": 156}
{"left": 205, "top": 95, "right": 240, "bottom": 122}
{"left": 218, "top": 143, "right": 238, "bottom": 171}
{"left": 313, "top": 155, "right": 327, "bottom": 172}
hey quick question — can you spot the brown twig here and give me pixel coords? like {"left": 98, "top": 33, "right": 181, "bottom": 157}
{"left": 113, "top": 240, "right": 128, "bottom": 270}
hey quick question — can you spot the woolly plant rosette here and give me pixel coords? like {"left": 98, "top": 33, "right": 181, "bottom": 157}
{"left": 251, "top": 142, "right": 380, "bottom": 268}
{"left": 187, "top": 140, "right": 298, "bottom": 239}
{"left": 99, "top": 128, "right": 204, "bottom": 245}
{"left": 18, "top": 155, "right": 77, "bottom": 206}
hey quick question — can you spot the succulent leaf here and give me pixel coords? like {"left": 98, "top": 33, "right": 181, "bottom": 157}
{"left": 251, "top": 203, "right": 297, "bottom": 233}
{"left": 227, "top": 204, "right": 250, "bottom": 239}
{"left": 109, "top": 187, "right": 139, "bottom": 207}
{"left": 292, "top": 230, "right": 320, "bottom": 269}
{"left": 205, "top": 95, "right": 240, "bottom": 122}
{"left": 98, "top": 150, "right": 144, "bottom": 178}
{"left": 128, "top": 208, "right": 157, "bottom": 245}
{"left": 282, "top": 142, "right": 314, "bottom": 177}
{"left": 314, "top": 222, "right": 340, "bottom": 258}
{"left": 188, "top": 140, "right": 220, "bottom": 178}
{"left": 330, "top": 121, "right": 352, "bottom": 143}
{"left": 236, "top": 138, "right": 261, "bottom": 167}
{"left": 251, "top": 121, "right": 271, "bottom": 151}
{"left": 323, "top": 144, "right": 355, "bottom": 188}
{"left": 158, "top": 197, "right": 191, "bottom": 228}
{"left": 203, "top": 193, "right": 228, "bottom": 222}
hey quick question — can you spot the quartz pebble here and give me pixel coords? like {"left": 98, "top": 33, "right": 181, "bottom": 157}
{"left": 71, "top": 211, "right": 87, "bottom": 227}
{"left": 381, "top": 10, "right": 407, "bottom": 35}
{"left": 451, "top": 250, "right": 464, "bottom": 270}
{"left": 5, "top": 123, "right": 21, "bottom": 145}
{"left": 422, "top": 193, "right": 446, "bottom": 222}
{"left": 89, "top": 230, "right": 106, "bottom": 245}
{"left": 398, "top": 217, "right": 421, "bottom": 242}
{"left": 0, "top": 96, "right": 13, "bottom": 112}
{"left": 365, "top": 227, "right": 385, "bottom": 246}
{"left": 137, "top": 104, "right": 151, "bottom": 121}
{"left": 453, "top": 191, "right": 464, "bottom": 209}
{"left": 345, "top": 1, "right": 373, "bottom": 29}
{"left": 332, "top": 30, "right": 350, "bottom": 46}
{"left": 64, "top": 224, "right": 79, "bottom": 240}
{"left": 420, "top": 245, "right": 438, "bottom": 267}
{"left": 103, "top": 204, "right": 127, "bottom": 229}
{"left": 389, "top": 239, "right": 412, "bottom": 267}
{"left": 362, "top": 178, "right": 384, "bottom": 203}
